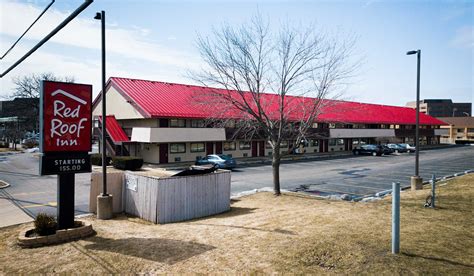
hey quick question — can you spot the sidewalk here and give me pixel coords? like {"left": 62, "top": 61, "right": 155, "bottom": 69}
{"left": 145, "top": 151, "right": 354, "bottom": 170}
{"left": 0, "top": 193, "right": 33, "bottom": 228}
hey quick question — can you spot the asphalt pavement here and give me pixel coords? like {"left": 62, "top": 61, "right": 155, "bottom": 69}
{"left": 230, "top": 145, "right": 474, "bottom": 197}
{"left": 0, "top": 145, "right": 473, "bottom": 224}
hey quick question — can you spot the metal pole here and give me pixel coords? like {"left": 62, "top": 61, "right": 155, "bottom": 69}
{"left": 0, "top": 0, "right": 93, "bottom": 78}
{"left": 57, "top": 173, "right": 75, "bottom": 229}
{"left": 415, "top": 50, "right": 421, "bottom": 177}
{"left": 392, "top": 182, "right": 400, "bottom": 254}
{"left": 431, "top": 174, "right": 436, "bottom": 208}
{"left": 100, "top": 10, "right": 108, "bottom": 196}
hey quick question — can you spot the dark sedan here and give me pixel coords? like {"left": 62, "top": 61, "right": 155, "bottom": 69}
{"left": 387, "top": 143, "right": 408, "bottom": 153}
{"left": 195, "top": 154, "right": 237, "bottom": 169}
{"left": 352, "top": 144, "right": 384, "bottom": 156}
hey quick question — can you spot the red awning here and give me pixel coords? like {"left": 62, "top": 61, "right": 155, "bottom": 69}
{"left": 98, "top": 115, "right": 130, "bottom": 143}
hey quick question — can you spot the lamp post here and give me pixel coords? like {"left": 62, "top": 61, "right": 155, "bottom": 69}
{"left": 407, "top": 49, "right": 423, "bottom": 190}
{"left": 95, "top": 10, "right": 113, "bottom": 219}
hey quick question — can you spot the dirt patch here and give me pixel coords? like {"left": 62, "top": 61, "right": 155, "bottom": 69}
{"left": 0, "top": 175, "right": 472, "bottom": 274}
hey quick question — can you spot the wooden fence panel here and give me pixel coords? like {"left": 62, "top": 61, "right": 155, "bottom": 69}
{"left": 124, "top": 173, "right": 159, "bottom": 223}
{"left": 157, "top": 171, "right": 230, "bottom": 224}
{"left": 123, "top": 171, "right": 231, "bottom": 224}
{"left": 89, "top": 171, "right": 124, "bottom": 213}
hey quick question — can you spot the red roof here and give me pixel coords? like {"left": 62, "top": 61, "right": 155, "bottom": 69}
{"left": 98, "top": 115, "right": 130, "bottom": 143}
{"left": 96, "top": 77, "right": 446, "bottom": 126}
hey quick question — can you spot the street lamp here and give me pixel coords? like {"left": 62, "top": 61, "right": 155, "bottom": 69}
{"left": 95, "top": 11, "right": 113, "bottom": 219}
{"left": 406, "top": 49, "right": 423, "bottom": 190}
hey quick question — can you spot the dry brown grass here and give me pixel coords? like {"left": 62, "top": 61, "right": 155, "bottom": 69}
{"left": 0, "top": 148, "right": 19, "bottom": 153}
{"left": 0, "top": 174, "right": 473, "bottom": 274}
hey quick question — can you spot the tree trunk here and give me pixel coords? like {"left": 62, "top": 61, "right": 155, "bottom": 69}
{"left": 272, "top": 146, "right": 281, "bottom": 196}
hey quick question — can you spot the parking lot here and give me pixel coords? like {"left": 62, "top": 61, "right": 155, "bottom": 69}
{"left": 0, "top": 145, "right": 472, "bottom": 219}
{"left": 231, "top": 145, "right": 474, "bottom": 198}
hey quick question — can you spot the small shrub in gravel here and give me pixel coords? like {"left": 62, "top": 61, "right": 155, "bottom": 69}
{"left": 34, "top": 213, "right": 57, "bottom": 236}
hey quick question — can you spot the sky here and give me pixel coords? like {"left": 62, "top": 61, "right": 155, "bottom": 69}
{"left": 0, "top": 0, "right": 472, "bottom": 107}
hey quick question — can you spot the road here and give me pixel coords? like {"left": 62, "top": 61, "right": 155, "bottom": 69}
{"left": 231, "top": 146, "right": 474, "bottom": 197}
{"left": 0, "top": 153, "right": 90, "bottom": 218}
{"left": 0, "top": 145, "right": 473, "bottom": 218}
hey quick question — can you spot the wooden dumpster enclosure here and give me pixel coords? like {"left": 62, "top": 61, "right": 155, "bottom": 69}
{"left": 123, "top": 170, "right": 231, "bottom": 224}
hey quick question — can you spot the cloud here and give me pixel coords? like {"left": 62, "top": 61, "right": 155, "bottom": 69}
{"left": 0, "top": 1, "right": 201, "bottom": 69}
{"left": 0, "top": 0, "right": 201, "bottom": 97}
{"left": 450, "top": 26, "right": 474, "bottom": 49}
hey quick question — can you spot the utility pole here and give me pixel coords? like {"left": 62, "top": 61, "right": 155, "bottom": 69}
{"left": 407, "top": 49, "right": 423, "bottom": 190}
{"left": 95, "top": 10, "right": 113, "bottom": 220}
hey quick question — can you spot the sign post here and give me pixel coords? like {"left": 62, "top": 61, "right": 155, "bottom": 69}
{"left": 40, "top": 81, "right": 92, "bottom": 230}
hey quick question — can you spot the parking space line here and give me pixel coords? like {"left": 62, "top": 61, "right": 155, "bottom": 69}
{"left": 22, "top": 201, "right": 57, "bottom": 209}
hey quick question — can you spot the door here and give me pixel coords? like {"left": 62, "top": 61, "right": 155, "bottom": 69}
{"left": 258, "top": 141, "right": 265, "bottom": 157}
{"left": 215, "top": 142, "right": 223, "bottom": 154}
{"left": 251, "top": 141, "right": 258, "bottom": 157}
{"left": 344, "top": 139, "right": 349, "bottom": 151}
{"left": 206, "top": 142, "right": 214, "bottom": 155}
{"left": 159, "top": 143, "right": 168, "bottom": 164}
{"left": 319, "top": 139, "right": 324, "bottom": 152}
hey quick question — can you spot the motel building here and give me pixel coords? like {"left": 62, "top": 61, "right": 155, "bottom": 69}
{"left": 92, "top": 77, "right": 446, "bottom": 164}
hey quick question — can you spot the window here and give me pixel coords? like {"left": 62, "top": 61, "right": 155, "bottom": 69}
{"left": 329, "top": 139, "right": 337, "bottom": 146}
{"left": 239, "top": 141, "right": 251, "bottom": 150}
{"left": 224, "top": 141, "right": 236, "bottom": 151}
{"left": 312, "top": 122, "right": 319, "bottom": 128}
{"left": 170, "top": 143, "right": 186, "bottom": 153}
{"left": 190, "top": 143, "right": 205, "bottom": 152}
{"left": 337, "top": 139, "right": 344, "bottom": 145}
{"left": 170, "top": 119, "right": 186, "bottom": 127}
{"left": 191, "top": 120, "right": 206, "bottom": 128}
{"left": 310, "top": 139, "right": 319, "bottom": 147}
{"left": 329, "top": 123, "right": 336, "bottom": 128}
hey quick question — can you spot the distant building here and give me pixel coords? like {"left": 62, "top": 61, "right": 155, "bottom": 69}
{"left": 406, "top": 99, "right": 471, "bottom": 117}
{"left": 0, "top": 97, "right": 39, "bottom": 137}
{"left": 437, "top": 117, "right": 474, "bottom": 144}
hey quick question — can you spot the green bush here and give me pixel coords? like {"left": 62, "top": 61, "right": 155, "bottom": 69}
{"left": 34, "top": 213, "right": 57, "bottom": 236}
{"left": 112, "top": 156, "right": 144, "bottom": 171}
{"left": 90, "top": 153, "right": 111, "bottom": 166}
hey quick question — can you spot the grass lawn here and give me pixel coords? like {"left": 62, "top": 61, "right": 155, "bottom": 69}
{"left": 1, "top": 174, "right": 473, "bottom": 274}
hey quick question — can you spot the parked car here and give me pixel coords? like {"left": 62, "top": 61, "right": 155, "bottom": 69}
{"left": 352, "top": 144, "right": 384, "bottom": 156}
{"left": 195, "top": 154, "right": 237, "bottom": 169}
{"left": 381, "top": 145, "right": 394, "bottom": 155}
{"left": 398, "top": 143, "right": 416, "bottom": 153}
{"left": 387, "top": 143, "right": 408, "bottom": 153}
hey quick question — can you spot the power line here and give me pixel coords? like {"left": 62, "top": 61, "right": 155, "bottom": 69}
{"left": 0, "top": 0, "right": 94, "bottom": 78}
{"left": 0, "top": 0, "right": 56, "bottom": 60}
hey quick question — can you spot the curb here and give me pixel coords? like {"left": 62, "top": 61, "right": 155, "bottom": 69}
{"left": 0, "top": 180, "right": 10, "bottom": 189}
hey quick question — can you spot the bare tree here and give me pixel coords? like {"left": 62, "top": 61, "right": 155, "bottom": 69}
{"left": 11, "top": 72, "right": 75, "bottom": 106}
{"left": 191, "top": 15, "right": 358, "bottom": 195}
{"left": 9, "top": 72, "right": 74, "bottom": 131}
{"left": 1, "top": 73, "right": 74, "bottom": 147}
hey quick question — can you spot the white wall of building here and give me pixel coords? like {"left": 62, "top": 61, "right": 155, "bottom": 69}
{"left": 93, "top": 86, "right": 144, "bottom": 120}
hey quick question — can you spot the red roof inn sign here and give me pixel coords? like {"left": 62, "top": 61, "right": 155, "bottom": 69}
{"left": 40, "top": 81, "right": 92, "bottom": 175}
